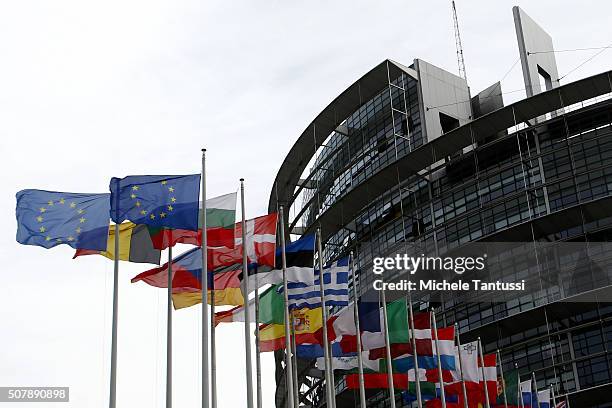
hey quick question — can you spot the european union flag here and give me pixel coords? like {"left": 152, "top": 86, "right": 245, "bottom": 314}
{"left": 16, "top": 190, "right": 110, "bottom": 250}
{"left": 110, "top": 174, "right": 200, "bottom": 231}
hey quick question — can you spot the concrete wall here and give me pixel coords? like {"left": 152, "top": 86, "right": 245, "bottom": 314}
{"left": 513, "top": 6, "right": 560, "bottom": 97}
{"left": 414, "top": 59, "right": 472, "bottom": 142}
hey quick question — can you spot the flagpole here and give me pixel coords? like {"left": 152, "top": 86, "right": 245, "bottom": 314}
{"left": 550, "top": 384, "right": 557, "bottom": 407}
{"left": 497, "top": 350, "right": 508, "bottom": 408}
{"left": 431, "top": 309, "right": 447, "bottom": 408}
{"left": 316, "top": 227, "right": 335, "bottom": 408}
{"left": 517, "top": 364, "right": 523, "bottom": 408}
{"left": 255, "top": 287, "right": 263, "bottom": 408}
{"left": 477, "top": 338, "right": 490, "bottom": 408}
{"left": 109, "top": 184, "right": 120, "bottom": 408}
{"left": 211, "top": 284, "right": 217, "bottom": 408}
{"left": 240, "top": 179, "right": 255, "bottom": 408}
{"left": 454, "top": 324, "right": 468, "bottom": 408}
{"left": 278, "top": 206, "right": 296, "bottom": 408}
{"left": 380, "top": 286, "right": 396, "bottom": 408}
{"left": 531, "top": 372, "right": 537, "bottom": 407}
{"left": 349, "top": 251, "right": 366, "bottom": 408}
{"left": 201, "top": 149, "right": 210, "bottom": 408}
{"left": 407, "top": 292, "right": 423, "bottom": 408}
{"left": 290, "top": 313, "right": 300, "bottom": 408}
{"left": 166, "top": 245, "right": 173, "bottom": 408}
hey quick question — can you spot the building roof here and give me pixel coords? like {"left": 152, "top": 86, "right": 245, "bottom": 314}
{"left": 269, "top": 67, "right": 612, "bottom": 241}
{"left": 268, "top": 59, "right": 417, "bottom": 216}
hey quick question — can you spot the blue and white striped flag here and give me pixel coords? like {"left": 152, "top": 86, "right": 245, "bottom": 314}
{"left": 287, "top": 257, "right": 349, "bottom": 309}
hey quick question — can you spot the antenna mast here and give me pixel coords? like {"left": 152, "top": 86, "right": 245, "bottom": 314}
{"left": 452, "top": 0, "right": 468, "bottom": 82}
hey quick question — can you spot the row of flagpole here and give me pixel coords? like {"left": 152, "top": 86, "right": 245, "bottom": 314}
{"left": 104, "top": 149, "right": 573, "bottom": 408}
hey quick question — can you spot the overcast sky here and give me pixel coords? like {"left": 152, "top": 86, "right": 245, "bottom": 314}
{"left": 1, "top": 1, "right": 611, "bottom": 407}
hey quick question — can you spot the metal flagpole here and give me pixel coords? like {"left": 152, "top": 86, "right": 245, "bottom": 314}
{"left": 290, "top": 314, "right": 299, "bottom": 408}
{"left": 167, "top": 246, "right": 173, "bottom": 408}
{"left": 550, "top": 384, "right": 557, "bottom": 407}
{"left": 517, "top": 364, "right": 523, "bottom": 408}
{"left": 431, "top": 310, "right": 447, "bottom": 408}
{"left": 497, "top": 350, "right": 508, "bottom": 408}
{"left": 240, "top": 179, "right": 255, "bottom": 408}
{"left": 477, "top": 338, "right": 490, "bottom": 408}
{"left": 349, "top": 252, "right": 366, "bottom": 408}
{"left": 278, "top": 206, "right": 295, "bottom": 408}
{"left": 201, "top": 149, "right": 210, "bottom": 408}
{"left": 109, "top": 182, "right": 120, "bottom": 408}
{"left": 255, "top": 287, "right": 262, "bottom": 408}
{"left": 210, "top": 283, "right": 217, "bottom": 408}
{"left": 381, "top": 287, "right": 397, "bottom": 408}
{"left": 531, "top": 372, "right": 537, "bottom": 408}
{"left": 454, "top": 324, "right": 468, "bottom": 408}
{"left": 407, "top": 293, "right": 423, "bottom": 408}
{"left": 316, "top": 227, "right": 335, "bottom": 408}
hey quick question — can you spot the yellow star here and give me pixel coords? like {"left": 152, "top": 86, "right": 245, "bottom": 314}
{"left": 170, "top": 197, "right": 176, "bottom": 203}
{"left": 168, "top": 187, "right": 175, "bottom": 192}
{"left": 67, "top": 236, "right": 74, "bottom": 242}
{"left": 56, "top": 238, "right": 62, "bottom": 243}
{"left": 77, "top": 209, "right": 84, "bottom": 214}
{"left": 149, "top": 214, "right": 156, "bottom": 220}
{"left": 59, "top": 198, "right": 65, "bottom": 204}
{"left": 130, "top": 194, "right": 136, "bottom": 199}
{"left": 39, "top": 226, "right": 46, "bottom": 233}
{"left": 159, "top": 212, "right": 166, "bottom": 218}
{"left": 167, "top": 205, "right": 173, "bottom": 211}
{"left": 135, "top": 201, "right": 141, "bottom": 207}
{"left": 132, "top": 186, "right": 139, "bottom": 191}
{"left": 79, "top": 217, "right": 86, "bottom": 223}
{"left": 161, "top": 180, "right": 167, "bottom": 185}
{"left": 39, "top": 207, "right": 46, "bottom": 213}
{"left": 75, "top": 227, "right": 81, "bottom": 234}
{"left": 69, "top": 202, "right": 76, "bottom": 208}
{"left": 45, "top": 236, "right": 51, "bottom": 241}
{"left": 36, "top": 216, "right": 43, "bottom": 222}
{"left": 48, "top": 201, "right": 54, "bottom": 206}
{"left": 140, "top": 209, "right": 147, "bottom": 215}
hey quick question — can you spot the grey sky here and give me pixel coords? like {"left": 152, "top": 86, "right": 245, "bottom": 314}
{"left": 1, "top": 1, "right": 611, "bottom": 407}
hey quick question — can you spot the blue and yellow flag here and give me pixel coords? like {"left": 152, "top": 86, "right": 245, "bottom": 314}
{"left": 109, "top": 174, "right": 200, "bottom": 231}
{"left": 16, "top": 190, "right": 110, "bottom": 250}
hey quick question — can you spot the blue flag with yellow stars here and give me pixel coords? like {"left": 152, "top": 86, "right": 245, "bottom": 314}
{"left": 16, "top": 190, "right": 110, "bottom": 250}
{"left": 110, "top": 174, "right": 201, "bottom": 231}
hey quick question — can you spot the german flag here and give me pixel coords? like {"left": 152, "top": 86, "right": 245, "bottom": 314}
{"left": 172, "top": 268, "right": 244, "bottom": 309}
{"left": 74, "top": 222, "right": 160, "bottom": 264}
{"left": 131, "top": 247, "right": 244, "bottom": 309}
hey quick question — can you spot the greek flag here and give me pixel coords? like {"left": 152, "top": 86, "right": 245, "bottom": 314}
{"left": 287, "top": 257, "right": 349, "bottom": 309}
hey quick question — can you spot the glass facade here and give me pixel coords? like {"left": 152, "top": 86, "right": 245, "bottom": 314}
{"left": 274, "top": 62, "right": 612, "bottom": 407}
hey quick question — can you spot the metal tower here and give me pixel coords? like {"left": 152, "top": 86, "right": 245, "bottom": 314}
{"left": 452, "top": 1, "right": 468, "bottom": 82}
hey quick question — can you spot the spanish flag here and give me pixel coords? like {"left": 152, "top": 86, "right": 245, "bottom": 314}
{"left": 74, "top": 222, "right": 160, "bottom": 264}
{"left": 259, "top": 307, "right": 323, "bottom": 352}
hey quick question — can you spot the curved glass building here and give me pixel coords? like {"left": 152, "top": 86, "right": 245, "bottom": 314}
{"left": 269, "top": 8, "right": 612, "bottom": 408}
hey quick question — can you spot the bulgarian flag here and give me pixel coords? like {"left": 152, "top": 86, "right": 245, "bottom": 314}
{"left": 148, "top": 192, "right": 237, "bottom": 250}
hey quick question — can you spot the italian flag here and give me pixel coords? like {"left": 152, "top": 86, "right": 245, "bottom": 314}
{"left": 214, "top": 284, "right": 284, "bottom": 326}
{"left": 149, "top": 192, "right": 237, "bottom": 250}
